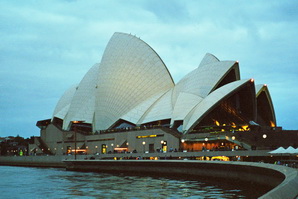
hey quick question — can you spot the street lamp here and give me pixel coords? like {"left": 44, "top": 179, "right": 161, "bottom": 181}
{"left": 72, "top": 120, "right": 85, "bottom": 160}
{"left": 263, "top": 134, "right": 267, "bottom": 139}
{"left": 142, "top": 141, "right": 146, "bottom": 153}
{"left": 205, "top": 138, "right": 208, "bottom": 142}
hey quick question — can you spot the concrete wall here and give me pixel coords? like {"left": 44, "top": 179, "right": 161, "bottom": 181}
{"left": 0, "top": 156, "right": 65, "bottom": 168}
{"left": 40, "top": 125, "right": 180, "bottom": 155}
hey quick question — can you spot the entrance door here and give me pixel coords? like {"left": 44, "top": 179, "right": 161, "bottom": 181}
{"left": 149, "top": 144, "right": 154, "bottom": 153}
{"left": 101, "top": 144, "right": 107, "bottom": 154}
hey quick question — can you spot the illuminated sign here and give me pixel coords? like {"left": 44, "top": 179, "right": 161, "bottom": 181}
{"left": 136, "top": 134, "right": 164, "bottom": 139}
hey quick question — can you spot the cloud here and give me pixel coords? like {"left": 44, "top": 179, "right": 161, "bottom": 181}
{"left": 1, "top": 0, "right": 297, "bottom": 137}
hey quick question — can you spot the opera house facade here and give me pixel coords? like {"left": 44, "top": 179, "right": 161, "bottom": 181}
{"left": 35, "top": 32, "right": 284, "bottom": 156}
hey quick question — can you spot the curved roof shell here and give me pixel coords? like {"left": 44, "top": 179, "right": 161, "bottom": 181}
{"left": 62, "top": 63, "right": 99, "bottom": 129}
{"left": 172, "top": 56, "right": 240, "bottom": 106}
{"left": 256, "top": 84, "right": 276, "bottom": 127}
{"left": 51, "top": 32, "right": 276, "bottom": 133}
{"left": 183, "top": 79, "right": 256, "bottom": 132}
{"left": 52, "top": 84, "right": 77, "bottom": 120}
{"left": 94, "top": 32, "right": 174, "bottom": 130}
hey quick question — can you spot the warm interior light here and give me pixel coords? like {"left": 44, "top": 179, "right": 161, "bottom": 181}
{"left": 137, "top": 135, "right": 158, "bottom": 139}
{"left": 242, "top": 125, "right": 249, "bottom": 131}
{"left": 72, "top": 120, "right": 84, "bottom": 124}
{"left": 213, "top": 120, "right": 220, "bottom": 126}
{"left": 71, "top": 149, "right": 87, "bottom": 152}
{"left": 114, "top": 147, "right": 127, "bottom": 151}
{"left": 270, "top": 121, "right": 276, "bottom": 127}
{"left": 211, "top": 156, "right": 229, "bottom": 161}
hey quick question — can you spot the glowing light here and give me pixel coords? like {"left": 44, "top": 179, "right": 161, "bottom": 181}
{"left": 211, "top": 156, "right": 229, "bottom": 161}
{"left": 250, "top": 78, "right": 254, "bottom": 82}
{"left": 72, "top": 120, "right": 84, "bottom": 124}
{"left": 231, "top": 122, "right": 236, "bottom": 128}
{"left": 70, "top": 149, "right": 87, "bottom": 153}
{"left": 142, "top": 141, "right": 146, "bottom": 145}
{"left": 263, "top": 134, "right": 267, "bottom": 139}
{"left": 264, "top": 84, "right": 267, "bottom": 87}
{"left": 232, "top": 136, "right": 236, "bottom": 140}
{"left": 270, "top": 121, "right": 276, "bottom": 127}
{"left": 137, "top": 135, "right": 158, "bottom": 139}
{"left": 205, "top": 138, "right": 208, "bottom": 142}
{"left": 213, "top": 120, "right": 220, "bottom": 126}
{"left": 181, "top": 139, "right": 185, "bottom": 143}
{"left": 242, "top": 125, "right": 249, "bottom": 131}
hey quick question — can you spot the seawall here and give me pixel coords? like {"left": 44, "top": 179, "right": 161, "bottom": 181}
{"left": 0, "top": 156, "right": 65, "bottom": 168}
{"left": 64, "top": 160, "right": 298, "bottom": 199}
{"left": 1, "top": 156, "right": 297, "bottom": 198}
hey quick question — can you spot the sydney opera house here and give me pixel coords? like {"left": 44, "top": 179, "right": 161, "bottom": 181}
{"left": 34, "top": 32, "right": 295, "bottom": 156}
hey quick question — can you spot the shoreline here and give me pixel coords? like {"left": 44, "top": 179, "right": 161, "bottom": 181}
{"left": 1, "top": 155, "right": 298, "bottom": 198}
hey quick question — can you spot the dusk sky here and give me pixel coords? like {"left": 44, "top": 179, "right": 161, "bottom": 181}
{"left": 1, "top": 0, "right": 298, "bottom": 138}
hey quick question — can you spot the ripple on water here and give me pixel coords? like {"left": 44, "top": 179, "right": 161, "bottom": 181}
{"left": 0, "top": 166, "right": 251, "bottom": 198}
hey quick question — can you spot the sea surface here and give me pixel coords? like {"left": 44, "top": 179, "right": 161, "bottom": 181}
{"left": 0, "top": 166, "right": 262, "bottom": 198}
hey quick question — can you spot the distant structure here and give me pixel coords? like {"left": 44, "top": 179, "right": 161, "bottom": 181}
{"left": 34, "top": 32, "right": 295, "bottom": 156}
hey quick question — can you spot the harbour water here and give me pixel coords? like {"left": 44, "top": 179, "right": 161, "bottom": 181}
{"left": 0, "top": 166, "right": 262, "bottom": 198}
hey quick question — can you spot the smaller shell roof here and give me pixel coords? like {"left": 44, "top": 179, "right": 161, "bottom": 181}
{"left": 255, "top": 84, "right": 276, "bottom": 125}
{"left": 183, "top": 79, "right": 252, "bottom": 132}
{"left": 52, "top": 84, "right": 77, "bottom": 120}
{"left": 172, "top": 59, "right": 239, "bottom": 107}
{"left": 63, "top": 63, "right": 99, "bottom": 129}
{"left": 138, "top": 88, "right": 173, "bottom": 124}
{"left": 120, "top": 91, "right": 165, "bottom": 124}
{"left": 198, "top": 53, "right": 220, "bottom": 67}
{"left": 171, "top": 92, "right": 203, "bottom": 123}
{"left": 256, "top": 84, "right": 270, "bottom": 96}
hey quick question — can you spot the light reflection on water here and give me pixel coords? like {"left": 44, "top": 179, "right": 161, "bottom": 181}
{"left": 0, "top": 166, "right": 246, "bottom": 199}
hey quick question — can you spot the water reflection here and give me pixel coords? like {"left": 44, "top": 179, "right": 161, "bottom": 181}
{"left": 0, "top": 166, "right": 247, "bottom": 198}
